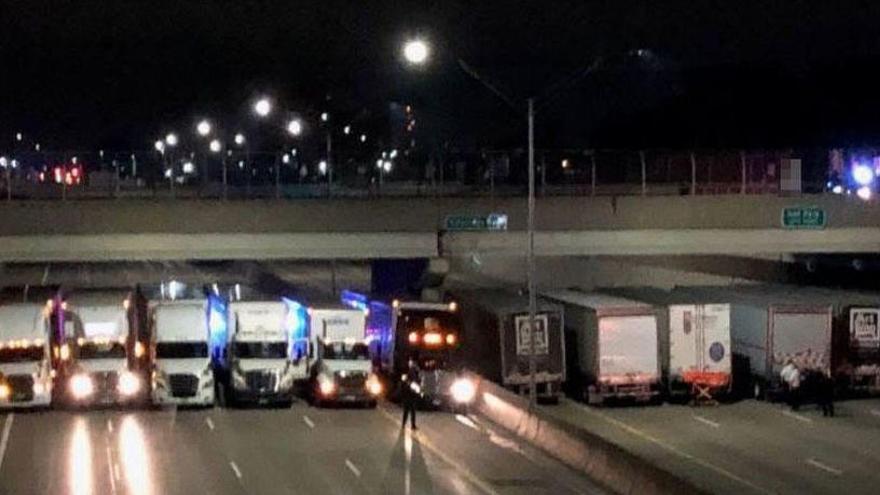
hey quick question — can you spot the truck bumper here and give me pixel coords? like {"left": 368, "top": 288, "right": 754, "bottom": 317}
{"left": 232, "top": 388, "right": 294, "bottom": 405}
{"left": 0, "top": 392, "right": 52, "bottom": 409}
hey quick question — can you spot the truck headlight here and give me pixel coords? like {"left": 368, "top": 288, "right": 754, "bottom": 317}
{"left": 134, "top": 342, "right": 146, "bottom": 359}
{"left": 117, "top": 371, "right": 141, "bottom": 396}
{"left": 318, "top": 375, "right": 336, "bottom": 397}
{"left": 0, "top": 383, "right": 10, "bottom": 400}
{"left": 70, "top": 374, "right": 94, "bottom": 400}
{"left": 33, "top": 381, "right": 46, "bottom": 396}
{"left": 450, "top": 377, "right": 476, "bottom": 404}
{"left": 366, "top": 374, "right": 383, "bottom": 396}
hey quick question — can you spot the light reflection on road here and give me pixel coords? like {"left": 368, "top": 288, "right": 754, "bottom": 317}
{"left": 119, "top": 415, "right": 153, "bottom": 495}
{"left": 70, "top": 418, "right": 93, "bottom": 495}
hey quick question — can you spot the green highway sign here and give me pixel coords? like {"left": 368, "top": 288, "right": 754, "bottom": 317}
{"left": 445, "top": 213, "right": 508, "bottom": 232}
{"left": 781, "top": 206, "right": 826, "bottom": 229}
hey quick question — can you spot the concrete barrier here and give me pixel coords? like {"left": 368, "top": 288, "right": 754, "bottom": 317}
{"left": 470, "top": 374, "right": 707, "bottom": 495}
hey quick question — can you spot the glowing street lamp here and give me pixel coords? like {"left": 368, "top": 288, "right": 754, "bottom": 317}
{"left": 196, "top": 120, "right": 212, "bottom": 137}
{"left": 209, "top": 139, "right": 222, "bottom": 153}
{"left": 320, "top": 112, "right": 329, "bottom": 122}
{"left": 165, "top": 133, "right": 178, "bottom": 147}
{"left": 234, "top": 133, "right": 246, "bottom": 146}
{"left": 154, "top": 140, "right": 165, "bottom": 153}
{"left": 253, "top": 98, "right": 272, "bottom": 118}
{"left": 287, "top": 119, "right": 303, "bottom": 136}
{"left": 403, "top": 39, "right": 430, "bottom": 65}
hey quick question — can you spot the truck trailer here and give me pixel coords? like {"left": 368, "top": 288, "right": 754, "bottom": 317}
{"left": 675, "top": 286, "right": 832, "bottom": 400}
{"left": 605, "top": 287, "right": 732, "bottom": 401}
{"left": 542, "top": 290, "right": 661, "bottom": 405}
{"left": 454, "top": 289, "right": 565, "bottom": 401}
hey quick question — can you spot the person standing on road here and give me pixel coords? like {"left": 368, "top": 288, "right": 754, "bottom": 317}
{"left": 401, "top": 357, "right": 421, "bottom": 430}
{"left": 817, "top": 370, "right": 835, "bottom": 417}
{"left": 780, "top": 360, "right": 802, "bottom": 411}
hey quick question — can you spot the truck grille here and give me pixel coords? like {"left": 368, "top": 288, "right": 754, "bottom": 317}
{"left": 245, "top": 371, "right": 277, "bottom": 392}
{"left": 93, "top": 372, "right": 119, "bottom": 398}
{"left": 335, "top": 371, "right": 367, "bottom": 389}
{"left": 7, "top": 374, "right": 34, "bottom": 402}
{"left": 168, "top": 374, "right": 199, "bottom": 398}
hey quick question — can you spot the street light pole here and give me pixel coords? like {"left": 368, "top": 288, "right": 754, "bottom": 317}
{"left": 527, "top": 98, "right": 537, "bottom": 408}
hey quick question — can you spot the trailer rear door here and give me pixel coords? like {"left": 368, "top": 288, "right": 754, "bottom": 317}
{"left": 598, "top": 315, "right": 658, "bottom": 380}
{"left": 700, "top": 304, "right": 732, "bottom": 375}
{"left": 770, "top": 306, "right": 831, "bottom": 375}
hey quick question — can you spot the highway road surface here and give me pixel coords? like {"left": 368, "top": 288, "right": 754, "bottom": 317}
{"left": 0, "top": 402, "right": 604, "bottom": 495}
{"left": 542, "top": 397, "right": 880, "bottom": 495}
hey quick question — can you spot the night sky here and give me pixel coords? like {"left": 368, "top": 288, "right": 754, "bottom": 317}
{"left": 3, "top": 1, "right": 880, "bottom": 151}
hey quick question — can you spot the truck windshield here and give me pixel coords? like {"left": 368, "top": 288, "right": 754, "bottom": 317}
{"left": 78, "top": 342, "right": 127, "bottom": 360}
{"left": 156, "top": 342, "right": 208, "bottom": 359}
{"left": 233, "top": 342, "right": 287, "bottom": 359}
{"left": 0, "top": 347, "right": 44, "bottom": 363}
{"left": 322, "top": 342, "right": 369, "bottom": 360}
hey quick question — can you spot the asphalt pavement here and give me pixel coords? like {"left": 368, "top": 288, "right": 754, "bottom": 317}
{"left": 0, "top": 401, "right": 604, "bottom": 495}
{"left": 541, "top": 397, "right": 880, "bottom": 495}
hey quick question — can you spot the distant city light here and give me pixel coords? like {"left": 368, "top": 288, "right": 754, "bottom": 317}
{"left": 282, "top": 154, "right": 291, "bottom": 164}
{"left": 165, "top": 133, "right": 178, "bottom": 146}
{"left": 15, "top": 132, "right": 22, "bottom": 142}
{"left": 403, "top": 39, "right": 430, "bottom": 64}
{"left": 197, "top": 120, "right": 212, "bottom": 137}
{"left": 832, "top": 185, "right": 843, "bottom": 194}
{"left": 182, "top": 161, "right": 195, "bottom": 174}
{"left": 321, "top": 112, "right": 329, "bottom": 122}
{"left": 343, "top": 125, "right": 351, "bottom": 135}
{"left": 360, "top": 134, "right": 367, "bottom": 143}
{"left": 318, "top": 160, "right": 327, "bottom": 175}
{"left": 238, "top": 161, "right": 245, "bottom": 169}
{"left": 287, "top": 119, "right": 303, "bottom": 136}
{"left": 10, "top": 160, "right": 17, "bottom": 169}
{"left": 254, "top": 98, "right": 272, "bottom": 118}
{"left": 209, "top": 139, "right": 222, "bottom": 153}
{"left": 376, "top": 159, "right": 383, "bottom": 168}
{"left": 852, "top": 164, "right": 874, "bottom": 186}
{"left": 389, "top": 149, "right": 398, "bottom": 159}
{"left": 164, "top": 169, "right": 172, "bottom": 178}
{"left": 34, "top": 143, "right": 40, "bottom": 152}
{"left": 71, "top": 156, "right": 78, "bottom": 164}
{"left": 0, "top": 157, "right": 7, "bottom": 168}
{"left": 562, "top": 159, "right": 570, "bottom": 169}
{"left": 382, "top": 160, "right": 392, "bottom": 172}
{"left": 154, "top": 140, "right": 165, "bottom": 153}
{"left": 234, "top": 133, "right": 246, "bottom": 146}
{"left": 857, "top": 186, "right": 872, "bottom": 201}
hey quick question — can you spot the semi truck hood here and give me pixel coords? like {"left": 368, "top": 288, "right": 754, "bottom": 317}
{"left": 237, "top": 359, "right": 288, "bottom": 373}
{"left": 322, "top": 360, "right": 372, "bottom": 374}
{"left": 77, "top": 359, "right": 127, "bottom": 374}
{"left": 155, "top": 358, "right": 210, "bottom": 375}
{"left": 0, "top": 362, "right": 43, "bottom": 377}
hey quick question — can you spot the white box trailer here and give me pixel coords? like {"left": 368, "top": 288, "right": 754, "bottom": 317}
{"left": 675, "top": 286, "right": 832, "bottom": 399}
{"left": 150, "top": 299, "right": 215, "bottom": 406}
{"left": 0, "top": 303, "right": 54, "bottom": 408}
{"left": 605, "top": 287, "right": 732, "bottom": 399}
{"left": 542, "top": 290, "right": 661, "bottom": 404}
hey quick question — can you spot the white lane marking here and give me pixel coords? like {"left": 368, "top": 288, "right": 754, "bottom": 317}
{"left": 41, "top": 265, "right": 50, "bottom": 285}
{"left": 378, "top": 406, "right": 499, "bottom": 495}
{"left": 806, "top": 458, "right": 843, "bottom": 476}
{"left": 573, "top": 403, "right": 775, "bottom": 495}
{"left": 693, "top": 415, "right": 721, "bottom": 428}
{"left": 0, "top": 414, "right": 14, "bottom": 473}
{"left": 229, "top": 461, "right": 243, "bottom": 479}
{"left": 303, "top": 415, "right": 315, "bottom": 429}
{"left": 205, "top": 417, "right": 215, "bottom": 431}
{"left": 455, "top": 414, "right": 479, "bottom": 430}
{"left": 105, "top": 446, "right": 118, "bottom": 495}
{"left": 781, "top": 410, "right": 813, "bottom": 424}
{"left": 107, "top": 419, "right": 114, "bottom": 434}
{"left": 345, "top": 458, "right": 362, "bottom": 478}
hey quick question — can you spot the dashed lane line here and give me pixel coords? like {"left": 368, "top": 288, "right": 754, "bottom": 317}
{"left": 345, "top": 458, "right": 362, "bottom": 478}
{"left": 303, "top": 415, "right": 315, "bottom": 429}
{"left": 693, "top": 415, "right": 721, "bottom": 428}
{"left": 229, "top": 461, "right": 243, "bottom": 480}
{"left": 205, "top": 417, "right": 215, "bottom": 431}
{"left": 0, "top": 414, "right": 14, "bottom": 473}
{"left": 806, "top": 458, "right": 843, "bottom": 476}
{"left": 781, "top": 410, "right": 813, "bottom": 424}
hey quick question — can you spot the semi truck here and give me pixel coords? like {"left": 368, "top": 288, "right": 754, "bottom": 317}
{"left": 605, "top": 287, "right": 732, "bottom": 401}
{"left": 57, "top": 289, "right": 148, "bottom": 406}
{"left": 305, "top": 302, "right": 382, "bottom": 406}
{"left": 542, "top": 290, "right": 661, "bottom": 404}
{"left": 0, "top": 302, "right": 54, "bottom": 408}
{"left": 150, "top": 299, "right": 215, "bottom": 406}
{"left": 454, "top": 289, "right": 565, "bottom": 401}
{"left": 675, "top": 286, "right": 832, "bottom": 400}
{"left": 341, "top": 291, "right": 475, "bottom": 407}
{"left": 211, "top": 290, "right": 307, "bottom": 406}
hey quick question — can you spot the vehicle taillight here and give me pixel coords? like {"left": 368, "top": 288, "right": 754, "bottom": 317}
{"left": 408, "top": 332, "right": 419, "bottom": 344}
{"left": 445, "top": 334, "right": 457, "bottom": 345}
{"left": 423, "top": 333, "right": 443, "bottom": 346}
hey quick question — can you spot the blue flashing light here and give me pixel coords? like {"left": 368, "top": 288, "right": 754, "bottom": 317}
{"left": 283, "top": 297, "right": 309, "bottom": 360}
{"left": 852, "top": 164, "right": 875, "bottom": 187}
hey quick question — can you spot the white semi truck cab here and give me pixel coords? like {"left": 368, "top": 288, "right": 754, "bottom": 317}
{"left": 0, "top": 303, "right": 54, "bottom": 408}
{"left": 226, "top": 301, "right": 305, "bottom": 406}
{"left": 308, "top": 306, "right": 381, "bottom": 406}
{"left": 60, "top": 292, "right": 145, "bottom": 406}
{"left": 151, "top": 300, "right": 214, "bottom": 406}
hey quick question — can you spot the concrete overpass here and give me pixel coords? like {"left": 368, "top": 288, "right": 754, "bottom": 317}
{"left": 0, "top": 195, "right": 878, "bottom": 261}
